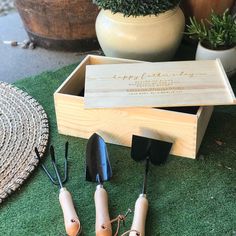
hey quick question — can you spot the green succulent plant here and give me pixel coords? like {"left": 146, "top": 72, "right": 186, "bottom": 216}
{"left": 93, "top": 0, "right": 180, "bottom": 17}
{"left": 186, "top": 9, "right": 236, "bottom": 50}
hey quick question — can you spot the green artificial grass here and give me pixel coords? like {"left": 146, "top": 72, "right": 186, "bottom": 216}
{"left": 0, "top": 60, "right": 236, "bottom": 236}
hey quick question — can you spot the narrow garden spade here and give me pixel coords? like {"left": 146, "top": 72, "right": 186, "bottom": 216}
{"left": 86, "top": 133, "right": 113, "bottom": 236}
{"left": 129, "top": 135, "right": 172, "bottom": 236}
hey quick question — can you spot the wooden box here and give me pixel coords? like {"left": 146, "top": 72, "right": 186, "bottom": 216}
{"left": 54, "top": 55, "right": 214, "bottom": 159}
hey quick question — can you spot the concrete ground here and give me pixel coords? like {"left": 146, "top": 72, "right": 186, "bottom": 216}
{"left": 0, "top": 11, "right": 92, "bottom": 83}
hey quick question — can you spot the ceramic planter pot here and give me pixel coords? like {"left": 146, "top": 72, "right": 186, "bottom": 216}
{"left": 95, "top": 7, "right": 185, "bottom": 61}
{"left": 195, "top": 42, "right": 236, "bottom": 77}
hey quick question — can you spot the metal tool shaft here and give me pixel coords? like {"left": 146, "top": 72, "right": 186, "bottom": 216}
{"left": 142, "top": 157, "right": 150, "bottom": 195}
{"left": 50, "top": 145, "right": 63, "bottom": 188}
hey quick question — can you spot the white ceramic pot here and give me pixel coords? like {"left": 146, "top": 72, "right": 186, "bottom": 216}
{"left": 95, "top": 7, "right": 185, "bottom": 61}
{"left": 196, "top": 42, "right": 236, "bottom": 77}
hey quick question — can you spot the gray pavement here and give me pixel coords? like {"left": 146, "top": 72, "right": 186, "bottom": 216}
{"left": 0, "top": 12, "right": 91, "bottom": 83}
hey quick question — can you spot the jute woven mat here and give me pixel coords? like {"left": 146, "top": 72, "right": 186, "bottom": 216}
{"left": 0, "top": 82, "right": 49, "bottom": 203}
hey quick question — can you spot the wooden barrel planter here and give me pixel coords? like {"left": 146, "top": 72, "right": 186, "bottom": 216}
{"left": 14, "top": 0, "right": 99, "bottom": 51}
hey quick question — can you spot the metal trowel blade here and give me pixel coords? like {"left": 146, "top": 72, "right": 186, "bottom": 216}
{"left": 86, "top": 133, "right": 112, "bottom": 183}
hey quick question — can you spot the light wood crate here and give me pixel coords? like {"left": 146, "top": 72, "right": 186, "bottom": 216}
{"left": 54, "top": 55, "right": 213, "bottom": 159}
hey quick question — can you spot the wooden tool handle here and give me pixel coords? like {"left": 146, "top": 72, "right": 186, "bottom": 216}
{"left": 94, "top": 185, "right": 112, "bottom": 236}
{"left": 59, "top": 187, "right": 81, "bottom": 236}
{"left": 129, "top": 194, "right": 149, "bottom": 236}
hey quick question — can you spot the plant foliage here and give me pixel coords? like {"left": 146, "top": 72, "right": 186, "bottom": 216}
{"left": 186, "top": 9, "right": 236, "bottom": 50}
{"left": 93, "top": 0, "right": 180, "bottom": 17}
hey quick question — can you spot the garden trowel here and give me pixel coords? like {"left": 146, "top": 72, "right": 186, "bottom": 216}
{"left": 129, "top": 135, "right": 172, "bottom": 236}
{"left": 86, "top": 133, "right": 112, "bottom": 236}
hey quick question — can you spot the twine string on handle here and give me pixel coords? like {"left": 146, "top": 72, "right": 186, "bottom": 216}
{"left": 100, "top": 209, "right": 135, "bottom": 236}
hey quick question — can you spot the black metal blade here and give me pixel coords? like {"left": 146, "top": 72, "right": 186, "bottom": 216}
{"left": 131, "top": 135, "right": 172, "bottom": 165}
{"left": 86, "top": 133, "right": 112, "bottom": 183}
{"left": 131, "top": 135, "right": 151, "bottom": 162}
{"left": 149, "top": 139, "right": 172, "bottom": 165}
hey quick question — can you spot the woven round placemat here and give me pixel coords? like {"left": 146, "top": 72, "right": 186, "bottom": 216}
{"left": 0, "top": 82, "right": 49, "bottom": 203}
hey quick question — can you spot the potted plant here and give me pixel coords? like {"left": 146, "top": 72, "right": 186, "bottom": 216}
{"left": 186, "top": 9, "right": 236, "bottom": 77}
{"left": 93, "top": 0, "right": 185, "bottom": 61}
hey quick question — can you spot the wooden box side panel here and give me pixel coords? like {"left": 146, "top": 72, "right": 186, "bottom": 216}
{"left": 54, "top": 93, "right": 198, "bottom": 158}
{"left": 89, "top": 55, "right": 142, "bottom": 65}
{"left": 55, "top": 55, "right": 91, "bottom": 95}
{"left": 55, "top": 55, "right": 141, "bottom": 96}
{"left": 195, "top": 106, "right": 214, "bottom": 155}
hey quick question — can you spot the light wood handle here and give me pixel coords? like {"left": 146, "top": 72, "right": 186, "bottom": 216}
{"left": 94, "top": 185, "right": 112, "bottom": 236}
{"left": 129, "top": 194, "right": 149, "bottom": 236}
{"left": 59, "top": 187, "right": 81, "bottom": 236}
